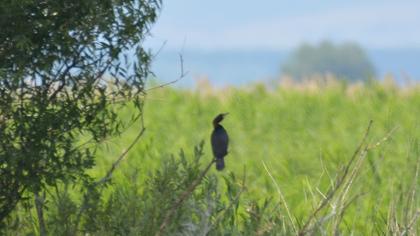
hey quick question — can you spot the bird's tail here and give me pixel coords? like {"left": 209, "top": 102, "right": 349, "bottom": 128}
{"left": 216, "top": 157, "right": 225, "bottom": 171}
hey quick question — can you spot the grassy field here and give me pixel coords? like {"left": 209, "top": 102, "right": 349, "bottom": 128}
{"left": 5, "top": 78, "right": 419, "bottom": 235}
{"left": 86, "top": 78, "right": 420, "bottom": 234}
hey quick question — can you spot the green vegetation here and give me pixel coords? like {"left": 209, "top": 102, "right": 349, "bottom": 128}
{"left": 282, "top": 41, "right": 376, "bottom": 81}
{"left": 3, "top": 78, "right": 419, "bottom": 235}
{"left": 0, "top": 0, "right": 160, "bottom": 227}
{"left": 2, "top": 1, "right": 417, "bottom": 235}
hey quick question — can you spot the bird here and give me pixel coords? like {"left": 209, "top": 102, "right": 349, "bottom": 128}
{"left": 211, "top": 113, "right": 229, "bottom": 171}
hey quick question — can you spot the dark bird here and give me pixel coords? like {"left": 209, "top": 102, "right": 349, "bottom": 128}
{"left": 211, "top": 113, "right": 229, "bottom": 171}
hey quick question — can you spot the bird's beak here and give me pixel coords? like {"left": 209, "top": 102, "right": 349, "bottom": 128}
{"left": 222, "top": 112, "right": 229, "bottom": 117}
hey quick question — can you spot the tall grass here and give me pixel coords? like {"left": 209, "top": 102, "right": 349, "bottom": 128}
{"left": 2, "top": 78, "right": 420, "bottom": 235}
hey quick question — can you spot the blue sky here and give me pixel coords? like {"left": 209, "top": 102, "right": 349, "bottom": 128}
{"left": 145, "top": 0, "right": 420, "bottom": 51}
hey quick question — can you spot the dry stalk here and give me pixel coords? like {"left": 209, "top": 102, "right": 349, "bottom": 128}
{"left": 156, "top": 159, "right": 216, "bottom": 236}
{"left": 298, "top": 120, "right": 373, "bottom": 235}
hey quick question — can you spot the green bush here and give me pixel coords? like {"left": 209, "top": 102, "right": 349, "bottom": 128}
{"left": 2, "top": 142, "right": 291, "bottom": 235}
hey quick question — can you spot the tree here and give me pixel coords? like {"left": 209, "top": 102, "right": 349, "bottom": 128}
{"left": 282, "top": 41, "right": 376, "bottom": 81}
{"left": 0, "top": 0, "right": 161, "bottom": 225}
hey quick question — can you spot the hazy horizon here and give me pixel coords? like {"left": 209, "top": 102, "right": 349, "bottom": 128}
{"left": 144, "top": 1, "right": 420, "bottom": 86}
{"left": 149, "top": 47, "right": 420, "bottom": 87}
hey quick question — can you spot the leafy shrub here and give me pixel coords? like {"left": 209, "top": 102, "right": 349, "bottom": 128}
{"left": 1, "top": 142, "right": 290, "bottom": 235}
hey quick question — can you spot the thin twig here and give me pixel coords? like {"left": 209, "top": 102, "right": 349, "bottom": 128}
{"left": 146, "top": 54, "right": 188, "bottom": 92}
{"left": 333, "top": 126, "right": 398, "bottom": 234}
{"left": 333, "top": 192, "right": 367, "bottom": 236}
{"left": 338, "top": 146, "right": 369, "bottom": 210}
{"left": 94, "top": 126, "right": 146, "bottom": 185}
{"left": 75, "top": 113, "right": 146, "bottom": 229}
{"left": 401, "top": 210, "right": 420, "bottom": 236}
{"left": 94, "top": 109, "right": 145, "bottom": 185}
{"left": 298, "top": 120, "right": 373, "bottom": 236}
{"left": 367, "top": 125, "right": 399, "bottom": 150}
{"left": 151, "top": 40, "right": 167, "bottom": 61}
{"left": 156, "top": 159, "right": 216, "bottom": 236}
{"left": 49, "top": 45, "right": 85, "bottom": 102}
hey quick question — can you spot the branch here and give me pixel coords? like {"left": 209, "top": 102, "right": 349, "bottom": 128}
{"left": 49, "top": 46, "right": 85, "bottom": 102}
{"left": 402, "top": 210, "right": 420, "bottom": 236}
{"left": 146, "top": 54, "right": 188, "bottom": 92}
{"left": 298, "top": 120, "right": 373, "bottom": 236}
{"left": 156, "top": 159, "right": 216, "bottom": 236}
{"left": 94, "top": 126, "right": 146, "bottom": 186}
{"left": 151, "top": 40, "right": 167, "bottom": 61}
{"left": 332, "top": 192, "right": 367, "bottom": 235}
{"left": 75, "top": 113, "right": 146, "bottom": 229}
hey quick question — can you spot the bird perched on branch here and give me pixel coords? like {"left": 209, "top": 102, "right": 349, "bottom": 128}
{"left": 211, "top": 113, "right": 229, "bottom": 171}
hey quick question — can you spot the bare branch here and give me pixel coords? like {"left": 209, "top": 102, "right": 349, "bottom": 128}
{"left": 156, "top": 159, "right": 216, "bottom": 236}
{"left": 298, "top": 120, "right": 373, "bottom": 236}
{"left": 75, "top": 112, "right": 146, "bottom": 229}
{"left": 94, "top": 125, "right": 146, "bottom": 186}
{"left": 332, "top": 192, "right": 367, "bottom": 235}
{"left": 401, "top": 210, "right": 420, "bottom": 236}
{"left": 146, "top": 54, "right": 188, "bottom": 92}
{"left": 151, "top": 40, "right": 167, "bottom": 61}
{"left": 48, "top": 45, "right": 87, "bottom": 102}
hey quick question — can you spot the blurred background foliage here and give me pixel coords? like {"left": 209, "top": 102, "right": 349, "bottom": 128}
{"left": 282, "top": 41, "right": 376, "bottom": 81}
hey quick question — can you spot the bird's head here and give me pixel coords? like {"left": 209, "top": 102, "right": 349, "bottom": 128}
{"left": 213, "top": 113, "right": 229, "bottom": 127}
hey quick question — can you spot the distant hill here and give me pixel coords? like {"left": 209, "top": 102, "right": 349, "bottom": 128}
{"left": 150, "top": 49, "right": 420, "bottom": 87}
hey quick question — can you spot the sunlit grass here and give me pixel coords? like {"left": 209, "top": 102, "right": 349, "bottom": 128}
{"left": 91, "top": 77, "right": 420, "bottom": 233}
